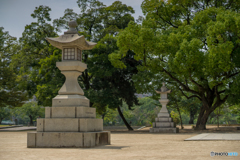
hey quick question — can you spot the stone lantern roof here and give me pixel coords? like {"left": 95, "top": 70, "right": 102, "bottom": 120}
{"left": 155, "top": 82, "right": 171, "bottom": 94}
{"left": 46, "top": 20, "right": 96, "bottom": 50}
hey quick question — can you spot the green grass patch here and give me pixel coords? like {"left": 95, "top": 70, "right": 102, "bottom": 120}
{"left": 0, "top": 125, "right": 11, "bottom": 127}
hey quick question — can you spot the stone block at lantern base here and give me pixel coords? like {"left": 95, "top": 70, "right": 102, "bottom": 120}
{"left": 151, "top": 118, "right": 179, "bottom": 133}
{"left": 45, "top": 107, "right": 96, "bottom": 118}
{"left": 52, "top": 95, "right": 90, "bottom": 107}
{"left": 157, "top": 112, "right": 170, "bottom": 117}
{"left": 27, "top": 131, "right": 110, "bottom": 148}
{"left": 37, "top": 118, "right": 103, "bottom": 132}
{"left": 155, "top": 117, "right": 172, "bottom": 122}
{"left": 149, "top": 128, "right": 179, "bottom": 133}
{"left": 155, "top": 122, "right": 175, "bottom": 128}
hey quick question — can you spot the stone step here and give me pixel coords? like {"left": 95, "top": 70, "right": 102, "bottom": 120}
{"left": 37, "top": 118, "right": 102, "bottom": 132}
{"left": 155, "top": 117, "right": 172, "bottom": 122}
{"left": 27, "top": 131, "right": 110, "bottom": 148}
{"left": 153, "top": 122, "right": 175, "bottom": 128}
{"left": 45, "top": 107, "right": 96, "bottom": 118}
{"left": 150, "top": 127, "right": 179, "bottom": 133}
{"left": 157, "top": 112, "right": 170, "bottom": 117}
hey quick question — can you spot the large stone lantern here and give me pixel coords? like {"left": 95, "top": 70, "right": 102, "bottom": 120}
{"left": 27, "top": 21, "right": 110, "bottom": 148}
{"left": 150, "top": 83, "right": 179, "bottom": 133}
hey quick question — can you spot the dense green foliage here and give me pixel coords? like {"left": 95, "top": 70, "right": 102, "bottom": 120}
{"left": 0, "top": 107, "right": 11, "bottom": 124}
{"left": 0, "top": 27, "right": 27, "bottom": 108}
{"left": 13, "top": 101, "right": 44, "bottom": 125}
{"left": 100, "top": 97, "right": 158, "bottom": 126}
{"left": 100, "top": 97, "right": 238, "bottom": 126}
{"left": 10, "top": 6, "right": 62, "bottom": 105}
{"left": 228, "top": 105, "right": 240, "bottom": 123}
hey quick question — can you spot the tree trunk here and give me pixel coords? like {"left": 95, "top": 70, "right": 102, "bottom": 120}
{"left": 176, "top": 105, "right": 183, "bottom": 129}
{"left": 196, "top": 107, "right": 204, "bottom": 129}
{"left": 101, "top": 112, "right": 106, "bottom": 120}
{"left": 195, "top": 106, "right": 212, "bottom": 130}
{"left": 217, "top": 107, "right": 220, "bottom": 128}
{"left": 189, "top": 110, "right": 195, "bottom": 124}
{"left": 0, "top": 118, "right": 3, "bottom": 124}
{"left": 117, "top": 106, "right": 133, "bottom": 131}
{"left": 29, "top": 115, "right": 33, "bottom": 125}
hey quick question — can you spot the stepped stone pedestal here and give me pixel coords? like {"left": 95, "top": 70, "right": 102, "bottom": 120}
{"left": 150, "top": 83, "right": 179, "bottom": 133}
{"left": 27, "top": 20, "right": 110, "bottom": 148}
{"left": 27, "top": 104, "right": 110, "bottom": 148}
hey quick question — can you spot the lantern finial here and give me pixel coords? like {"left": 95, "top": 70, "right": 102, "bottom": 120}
{"left": 64, "top": 20, "right": 78, "bottom": 34}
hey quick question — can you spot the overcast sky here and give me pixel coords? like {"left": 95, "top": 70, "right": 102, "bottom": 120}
{"left": 0, "top": 0, "right": 144, "bottom": 39}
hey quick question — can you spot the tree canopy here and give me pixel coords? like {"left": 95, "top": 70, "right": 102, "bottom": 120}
{"left": 0, "top": 27, "right": 27, "bottom": 108}
{"left": 11, "top": 6, "right": 63, "bottom": 105}
{"left": 110, "top": 0, "right": 240, "bottom": 129}
{"left": 14, "top": 101, "right": 44, "bottom": 125}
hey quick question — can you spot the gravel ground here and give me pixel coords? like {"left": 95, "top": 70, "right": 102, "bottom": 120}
{"left": 0, "top": 127, "right": 239, "bottom": 160}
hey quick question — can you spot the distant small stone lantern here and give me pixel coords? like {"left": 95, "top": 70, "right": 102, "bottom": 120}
{"left": 149, "top": 82, "right": 179, "bottom": 133}
{"left": 155, "top": 82, "right": 171, "bottom": 117}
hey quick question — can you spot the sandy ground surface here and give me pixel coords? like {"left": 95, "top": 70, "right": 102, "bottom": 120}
{"left": 0, "top": 126, "right": 239, "bottom": 160}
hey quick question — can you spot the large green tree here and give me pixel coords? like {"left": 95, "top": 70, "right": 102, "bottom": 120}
{"left": 80, "top": 1, "right": 140, "bottom": 130}
{"left": 87, "top": 35, "right": 140, "bottom": 130}
{"left": 110, "top": 0, "right": 240, "bottom": 129}
{"left": 11, "top": 6, "right": 62, "bottom": 103}
{"left": 0, "top": 107, "right": 11, "bottom": 124}
{"left": 229, "top": 104, "right": 240, "bottom": 123}
{"left": 14, "top": 101, "right": 44, "bottom": 125}
{"left": 0, "top": 27, "right": 27, "bottom": 108}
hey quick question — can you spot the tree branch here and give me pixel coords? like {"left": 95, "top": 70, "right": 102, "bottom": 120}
{"left": 162, "top": 68, "right": 201, "bottom": 96}
{"left": 218, "top": 90, "right": 225, "bottom": 94}
{"left": 212, "top": 95, "right": 228, "bottom": 111}
{"left": 227, "top": 71, "right": 240, "bottom": 79}
{"left": 189, "top": 75, "right": 206, "bottom": 93}
{"left": 156, "top": 8, "right": 178, "bottom": 28}
{"left": 180, "top": 4, "right": 190, "bottom": 25}
{"left": 179, "top": 87, "right": 201, "bottom": 101}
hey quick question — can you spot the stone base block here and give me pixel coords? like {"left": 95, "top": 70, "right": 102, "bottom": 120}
{"left": 27, "top": 131, "right": 110, "bottom": 148}
{"left": 149, "top": 128, "right": 179, "bottom": 133}
{"left": 157, "top": 112, "right": 170, "bottom": 117}
{"left": 52, "top": 95, "right": 89, "bottom": 107}
{"left": 45, "top": 107, "right": 96, "bottom": 118}
{"left": 37, "top": 118, "right": 103, "bottom": 132}
{"left": 155, "top": 122, "right": 175, "bottom": 127}
{"left": 155, "top": 117, "right": 172, "bottom": 122}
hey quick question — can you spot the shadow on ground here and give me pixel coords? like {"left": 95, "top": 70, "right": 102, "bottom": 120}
{"left": 90, "top": 145, "right": 129, "bottom": 149}
{"left": 27, "top": 145, "right": 129, "bottom": 150}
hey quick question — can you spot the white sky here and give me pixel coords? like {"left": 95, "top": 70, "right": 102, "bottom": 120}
{"left": 0, "top": 0, "right": 144, "bottom": 39}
